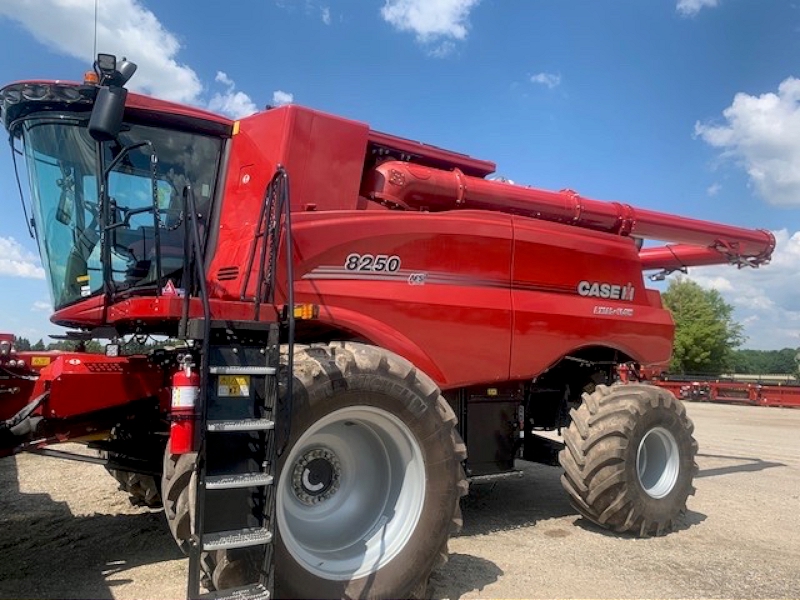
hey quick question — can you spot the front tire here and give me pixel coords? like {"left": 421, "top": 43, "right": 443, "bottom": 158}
{"left": 163, "top": 342, "right": 467, "bottom": 599}
{"left": 275, "top": 342, "right": 466, "bottom": 599}
{"left": 558, "top": 383, "right": 698, "bottom": 536}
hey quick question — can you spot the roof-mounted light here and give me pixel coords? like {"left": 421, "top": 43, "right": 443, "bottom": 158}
{"left": 94, "top": 53, "right": 137, "bottom": 87}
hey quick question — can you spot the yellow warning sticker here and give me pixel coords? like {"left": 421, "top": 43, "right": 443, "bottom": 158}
{"left": 32, "top": 356, "right": 51, "bottom": 367}
{"left": 218, "top": 375, "right": 250, "bottom": 397}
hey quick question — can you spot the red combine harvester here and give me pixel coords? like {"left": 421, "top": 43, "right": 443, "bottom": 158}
{"left": 0, "top": 55, "right": 776, "bottom": 599}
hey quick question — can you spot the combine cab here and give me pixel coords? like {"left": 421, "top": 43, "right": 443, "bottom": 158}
{"left": 0, "top": 54, "right": 775, "bottom": 599}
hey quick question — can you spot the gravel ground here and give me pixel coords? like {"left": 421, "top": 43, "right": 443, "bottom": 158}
{"left": 1, "top": 401, "right": 799, "bottom": 599}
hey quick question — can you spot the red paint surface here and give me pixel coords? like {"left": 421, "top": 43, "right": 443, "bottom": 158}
{"left": 30, "top": 354, "right": 165, "bottom": 418}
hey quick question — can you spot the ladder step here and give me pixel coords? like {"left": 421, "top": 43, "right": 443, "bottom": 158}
{"left": 203, "top": 527, "right": 273, "bottom": 551}
{"left": 206, "top": 473, "right": 274, "bottom": 490}
{"left": 207, "top": 419, "right": 274, "bottom": 432}
{"left": 209, "top": 366, "right": 276, "bottom": 376}
{"left": 197, "top": 583, "right": 270, "bottom": 600}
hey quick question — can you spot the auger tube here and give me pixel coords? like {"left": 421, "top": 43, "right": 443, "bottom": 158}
{"left": 365, "top": 161, "right": 775, "bottom": 267}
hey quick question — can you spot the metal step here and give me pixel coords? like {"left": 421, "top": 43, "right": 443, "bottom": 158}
{"left": 197, "top": 583, "right": 270, "bottom": 600}
{"left": 207, "top": 419, "right": 275, "bottom": 432}
{"left": 203, "top": 527, "right": 273, "bottom": 551}
{"left": 206, "top": 472, "right": 274, "bottom": 490}
{"left": 209, "top": 366, "right": 276, "bottom": 376}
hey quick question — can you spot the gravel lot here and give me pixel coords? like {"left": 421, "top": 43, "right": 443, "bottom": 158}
{"left": 1, "top": 401, "right": 799, "bottom": 599}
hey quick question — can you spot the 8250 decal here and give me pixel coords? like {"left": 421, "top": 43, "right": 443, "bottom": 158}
{"left": 345, "top": 253, "right": 401, "bottom": 272}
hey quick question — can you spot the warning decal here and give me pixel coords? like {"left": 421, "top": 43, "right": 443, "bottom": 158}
{"left": 218, "top": 375, "right": 251, "bottom": 397}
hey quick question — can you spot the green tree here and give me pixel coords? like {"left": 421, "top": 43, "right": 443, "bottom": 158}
{"left": 13, "top": 336, "right": 31, "bottom": 351}
{"left": 32, "top": 339, "right": 46, "bottom": 351}
{"left": 662, "top": 277, "right": 743, "bottom": 375}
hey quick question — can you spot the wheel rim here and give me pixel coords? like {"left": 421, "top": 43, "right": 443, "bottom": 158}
{"left": 277, "top": 405, "right": 426, "bottom": 580}
{"left": 637, "top": 426, "right": 680, "bottom": 499}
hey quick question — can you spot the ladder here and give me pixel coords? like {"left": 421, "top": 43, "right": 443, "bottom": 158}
{"left": 186, "top": 320, "right": 281, "bottom": 600}
{"left": 180, "top": 168, "right": 294, "bottom": 599}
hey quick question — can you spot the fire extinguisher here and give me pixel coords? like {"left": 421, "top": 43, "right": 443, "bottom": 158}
{"left": 170, "top": 355, "right": 200, "bottom": 454}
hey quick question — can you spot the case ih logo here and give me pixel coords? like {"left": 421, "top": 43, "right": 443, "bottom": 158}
{"left": 577, "top": 281, "right": 635, "bottom": 301}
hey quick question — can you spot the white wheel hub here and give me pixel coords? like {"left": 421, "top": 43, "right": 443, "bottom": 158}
{"left": 637, "top": 426, "right": 680, "bottom": 499}
{"left": 278, "top": 405, "right": 426, "bottom": 580}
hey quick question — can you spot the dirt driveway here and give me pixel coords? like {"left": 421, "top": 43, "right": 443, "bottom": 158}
{"left": 1, "top": 401, "right": 799, "bottom": 599}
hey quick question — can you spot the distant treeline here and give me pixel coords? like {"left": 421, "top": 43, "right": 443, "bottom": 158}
{"left": 729, "top": 347, "right": 799, "bottom": 377}
{"left": 12, "top": 336, "right": 177, "bottom": 355}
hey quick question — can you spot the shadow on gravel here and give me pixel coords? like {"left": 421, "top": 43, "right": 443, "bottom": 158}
{"left": 459, "top": 461, "right": 575, "bottom": 536}
{"left": 572, "top": 506, "right": 707, "bottom": 538}
{"left": 428, "top": 553, "right": 504, "bottom": 600}
{"left": 0, "top": 456, "right": 181, "bottom": 600}
{"left": 696, "top": 452, "right": 785, "bottom": 479}
{"left": 460, "top": 459, "right": 708, "bottom": 541}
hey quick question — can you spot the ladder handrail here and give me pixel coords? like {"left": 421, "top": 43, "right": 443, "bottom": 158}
{"left": 183, "top": 184, "right": 212, "bottom": 599}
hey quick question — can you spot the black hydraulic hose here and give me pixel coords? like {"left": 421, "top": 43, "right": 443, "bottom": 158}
{"left": 178, "top": 187, "right": 191, "bottom": 339}
{"left": 8, "top": 136, "right": 35, "bottom": 239}
{"left": 241, "top": 181, "right": 270, "bottom": 302}
{"left": 97, "top": 139, "right": 111, "bottom": 324}
{"left": 276, "top": 166, "right": 294, "bottom": 457}
{"left": 184, "top": 185, "right": 211, "bottom": 348}
{"left": 150, "top": 152, "right": 163, "bottom": 293}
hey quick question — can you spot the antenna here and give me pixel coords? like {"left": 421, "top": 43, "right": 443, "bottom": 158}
{"left": 92, "top": 0, "right": 98, "bottom": 60}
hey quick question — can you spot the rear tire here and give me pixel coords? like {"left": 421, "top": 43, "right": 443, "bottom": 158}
{"left": 558, "top": 383, "right": 698, "bottom": 536}
{"left": 106, "top": 466, "right": 162, "bottom": 508}
{"left": 162, "top": 342, "right": 467, "bottom": 598}
{"left": 161, "top": 451, "right": 196, "bottom": 553}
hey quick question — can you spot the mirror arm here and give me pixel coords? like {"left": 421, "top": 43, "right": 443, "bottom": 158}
{"left": 103, "top": 140, "right": 151, "bottom": 178}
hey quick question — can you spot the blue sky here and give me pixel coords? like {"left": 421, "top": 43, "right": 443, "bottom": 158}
{"left": 0, "top": 0, "right": 799, "bottom": 350}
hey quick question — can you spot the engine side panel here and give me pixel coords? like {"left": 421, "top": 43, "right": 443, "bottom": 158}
{"left": 510, "top": 216, "right": 674, "bottom": 378}
{"left": 288, "top": 210, "right": 515, "bottom": 388}
{"left": 275, "top": 210, "right": 673, "bottom": 389}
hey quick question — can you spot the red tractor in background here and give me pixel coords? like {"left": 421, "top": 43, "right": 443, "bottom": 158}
{"left": 0, "top": 334, "right": 58, "bottom": 423}
{"left": 0, "top": 54, "right": 775, "bottom": 599}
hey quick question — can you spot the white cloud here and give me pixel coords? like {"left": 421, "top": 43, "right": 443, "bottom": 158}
{"left": 0, "top": 237, "right": 45, "bottom": 280}
{"left": 0, "top": 0, "right": 203, "bottom": 104}
{"left": 31, "top": 301, "right": 52, "bottom": 313}
{"left": 695, "top": 77, "right": 800, "bottom": 207}
{"left": 677, "top": 229, "right": 800, "bottom": 349}
{"left": 429, "top": 41, "right": 457, "bottom": 58}
{"left": 208, "top": 71, "right": 259, "bottom": 119}
{"left": 707, "top": 182, "right": 722, "bottom": 196}
{"left": 272, "top": 90, "right": 294, "bottom": 106}
{"left": 0, "top": 0, "right": 262, "bottom": 117}
{"left": 381, "top": 0, "right": 480, "bottom": 51}
{"left": 677, "top": 0, "right": 720, "bottom": 17}
{"left": 530, "top": 72, "right": 562, "bottom": 89}
{"left": 215, "top": 71, "right": 234, "bottom": 88}
{"left": 275, "top": 1, "right": 333, "bottom": 25}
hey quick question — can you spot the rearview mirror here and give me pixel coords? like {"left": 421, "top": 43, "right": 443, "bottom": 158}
{"left": 88, "top": 86, "right": 127, "bottom": 142}
{"left": 55, "top": 190, "right": 73, "bottom": 225}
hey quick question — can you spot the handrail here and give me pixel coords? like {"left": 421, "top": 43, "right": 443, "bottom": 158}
{"left": 181, "top": 184, "right": 211, "bottom": 598}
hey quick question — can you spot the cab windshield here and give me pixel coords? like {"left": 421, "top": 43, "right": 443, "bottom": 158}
{"left": 21, "top": 118, "right": 222, "bottom": 308}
